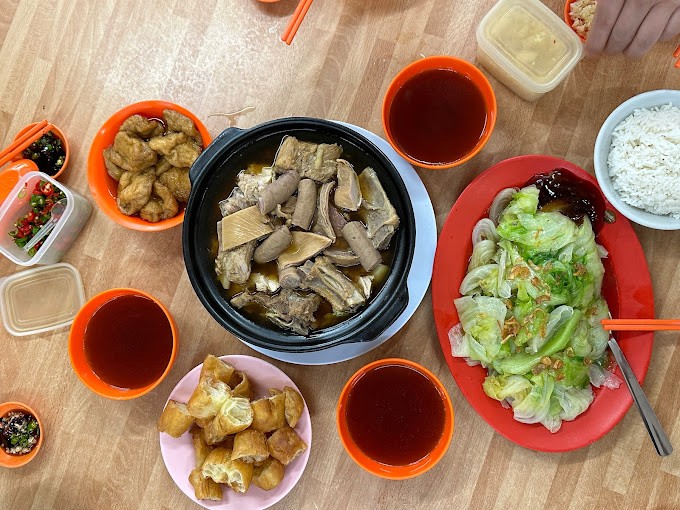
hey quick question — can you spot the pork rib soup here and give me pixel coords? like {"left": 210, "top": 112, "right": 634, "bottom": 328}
{"left": 212, "top": 136, "right": 401, "bottom": 335}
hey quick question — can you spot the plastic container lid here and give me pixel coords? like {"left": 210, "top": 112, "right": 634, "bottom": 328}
{"left": 477, "top": 0, "right": 583, "bottom": 97}
{"left": 0, "top": 263, "right": 85, "bottom": 336}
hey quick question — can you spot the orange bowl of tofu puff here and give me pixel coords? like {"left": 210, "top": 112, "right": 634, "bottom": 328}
{"left": 87, "top": 100, "right": 212, "bottom": 231}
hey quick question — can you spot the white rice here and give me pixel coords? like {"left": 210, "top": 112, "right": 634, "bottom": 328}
{"left": 607, "top": 104, "right": 680, "bottom": 219}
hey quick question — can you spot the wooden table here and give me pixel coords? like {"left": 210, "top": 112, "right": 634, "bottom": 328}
{"left": 1, "top": 1, "right": 679, "bottom": 508}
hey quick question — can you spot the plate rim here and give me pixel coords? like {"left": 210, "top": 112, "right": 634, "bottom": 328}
{"left": 432, "top": 155, "right": 654, "bottom": 453}
{"left": 158, "top": 354, "right": 312, "bottom": 509}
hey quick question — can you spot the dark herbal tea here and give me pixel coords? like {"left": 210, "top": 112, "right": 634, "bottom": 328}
{"left": 345, "top": 364, "right": 446, "bottom": 465}
{"left": 389, "top": 68, "right": 487, "bottom": 165}
{"left": 84, "top": 295, "right": 173, "bottom": 390}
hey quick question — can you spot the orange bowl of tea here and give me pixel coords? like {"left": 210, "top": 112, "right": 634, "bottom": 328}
{"left": 68, "top": 288, "right": 178, "bottom": 400}
{"left": 336, "top": 358, "right": 454, "bottom": 479}
{"left": 382, "top": 56, "right": 497, "bottom": 170}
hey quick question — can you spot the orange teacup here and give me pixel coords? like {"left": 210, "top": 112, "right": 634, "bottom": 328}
{"left": 336, "top": 358, "right": 454, "bottom": 479}
{"left": 68, "top": 288, "right": 178, "bottom": 400}
{"left": 382, "top": 56, "right": 497, "bottom": 170}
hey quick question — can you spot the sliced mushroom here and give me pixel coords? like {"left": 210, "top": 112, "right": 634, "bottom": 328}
{"left": 220, "top": 205, "right": 273, "bottom": 251}
{"left": 259, "top": 170, "right": 300, "bottom": 214}
{"left": 312, "top": 182, "right": 336, "bottom": 242}
{"left": 277, "top": 232, "right": 332, "bottom": 270}
{"left": 342, "top": 222, "right": 382, "bottom": 271}
{"left": 322, "top": 248, "right": 361, "bottom": 267}
{"left": 334, "top": 159, "right": 362, "bottom": 211}
{"left": 291, "top": 179, "right": 317, "bottom": 230}
{"left": 253, "top": 226, "right": 293, "bottom": 264}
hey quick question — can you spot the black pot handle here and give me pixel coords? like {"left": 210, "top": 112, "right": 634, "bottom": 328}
{"left": 358, "top": 284, "right": 410, "bottom": 343}
{"left": 190, "top": 127, "right": 246, "bottom": 184}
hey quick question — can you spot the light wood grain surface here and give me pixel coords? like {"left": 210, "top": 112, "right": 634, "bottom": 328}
{"left": 1, "top": 1, "right": 679, "bottom": 509}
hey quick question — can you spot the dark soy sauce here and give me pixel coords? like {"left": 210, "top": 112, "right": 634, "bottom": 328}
{"left": 84, "top": 295, "right": 173, "bottom": 390}
{"left": 388, "top": 68, "right": 488, "bottom": 165}
{"left": 528, "top": 168, "right": 605, "bottom": 232}
{"left": 345, "top": 364, "right": 446, "bottom": 465}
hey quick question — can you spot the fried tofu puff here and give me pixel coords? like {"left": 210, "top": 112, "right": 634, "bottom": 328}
{"left": 229, "top": 371, "right": 253, "bottom": 400}
{"left": 267, "top": 427, "right": 307, "bottom": 465}
{"left": 117, "top": 170, "right": 155, "bottom": 216}
{"left": 120, "top": 114, "right": 165, "bottom": 139}
{"left": 157, "top": 400, "right": 195, "bottom": 438}
{"left": 189, "top": 468, "right": 223, "bottom": 501}
{"left": 112, "top": 131, "right": 157, "bottom": 171}
{"left": 166, "top": 141, "right": 202, "bottom": 168}
{"left": 158, "top": 166, "right": 191, "bottom": 202}
{"left": 231, "top": 429, "right": 268, "bottom": 464}
{"left": 148, "top": 132, "right": 188, "bottom": 156}
{"left": 139, "top": 181, "right": 178, "bottom": 223}
{"left": 103, "top": 147, "right": 125, "bottom": 181}
{"left": 200, "top": 355, "right": 235, "bottom": 385}
{"left": 253, "top": 458, "right": 285, "bottom": 491}
{"left": 187, "top": 377, "right": 231, "bottom": 419}
{"left": 201, "top": 447, "right": 253, "bottom": 493}
{"left": 283, "top": 386, "right": 305, "bottom": 428}
{"left": 250, "top": 393, "right": 286, "bottom": 433}
{"left": 163, "top": 109, "right": 202, "bottom": 143}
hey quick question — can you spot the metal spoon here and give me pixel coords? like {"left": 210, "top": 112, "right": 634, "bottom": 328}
{"left": 23, "top": 198, "right": 67, "bottom": 252}
{"left": 608, "top": 337, "right": 673, "bottom": 456}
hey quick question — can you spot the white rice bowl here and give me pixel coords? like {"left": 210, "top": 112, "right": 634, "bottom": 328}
{"left": 594, "top": 90, "right": 680, "bottom": 230}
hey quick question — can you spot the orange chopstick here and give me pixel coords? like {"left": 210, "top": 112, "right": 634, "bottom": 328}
{"left": 602, "top": 319, "right": 680, "bottom": 331}
{"left": 674, "top": 44, "right": 680, "bottom": 68}
{"left": 0, "top": 120, "right": 50, "bottom": 167}
{"left": 281, "top": 0, "right": 314, "bottom": 45}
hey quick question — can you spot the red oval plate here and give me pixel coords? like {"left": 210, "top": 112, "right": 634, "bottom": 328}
{"left": 432, "top": 155, "right": 654, "bottom": 452}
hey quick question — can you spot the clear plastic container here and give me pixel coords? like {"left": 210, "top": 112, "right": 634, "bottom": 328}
{"left": 0, "top": 263, "right": 85, "bottom": 336}
{"left": 0, "top": 171, "right": 91, "bottom": 266}
{"left": 476, "top": 0, "right": 583, "bottom": 101}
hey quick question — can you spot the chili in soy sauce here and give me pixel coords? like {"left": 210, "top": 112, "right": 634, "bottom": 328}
{"left": 527, "top": 168, "right": 606, "bottom": 232}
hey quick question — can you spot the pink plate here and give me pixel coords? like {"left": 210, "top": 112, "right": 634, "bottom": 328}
{"left": 159, "top": 355, "right": 312, "bottom": 509}
{"left": 432, "top": 155, "right": 654, "bottom": 452}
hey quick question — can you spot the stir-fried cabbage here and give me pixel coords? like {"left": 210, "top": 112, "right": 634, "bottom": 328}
{"left": 450, "top": 185, "right": 616, "bottom": 433}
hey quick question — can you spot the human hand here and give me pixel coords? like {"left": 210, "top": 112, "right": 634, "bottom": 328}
{"left": 585, "top": 0, "right": 680, "bottom": 57}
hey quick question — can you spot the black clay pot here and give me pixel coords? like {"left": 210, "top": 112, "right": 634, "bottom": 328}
{"left": 183, "top": 118, "right": 415, "bottom": 353}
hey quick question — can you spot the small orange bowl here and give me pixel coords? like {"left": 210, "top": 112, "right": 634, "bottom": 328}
{"left": 0, "top": 402, "right": 44, "bottom": 468}
{"left": 382, "top": 56, "right": 497, "bottom": 170}
{"left": 87, "top": 100, "right": 212, "bottom": 232}
{"left": 336, "top": 358, "right": 454, "bottom": 479}
{"left": 68, "top": 288, "right": 178, "bottom": 400}
{"left": 564, "top": 0, "right": 587, "bottom": 42}
{"left": 12, "top": 122, "right": 69, "bottom": 180}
